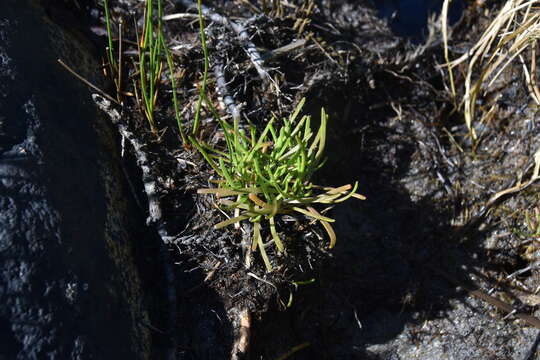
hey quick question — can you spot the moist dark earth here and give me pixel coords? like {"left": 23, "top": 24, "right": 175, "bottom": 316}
{"left": 4, "top": 0, "right": 540, "bottom": 359}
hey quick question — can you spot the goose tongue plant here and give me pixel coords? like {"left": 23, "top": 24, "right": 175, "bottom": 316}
{"left": 191, "top": 98, "right": 365, "bottom": 271}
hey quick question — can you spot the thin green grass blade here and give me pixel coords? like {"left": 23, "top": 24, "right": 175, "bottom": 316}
{"left": 245, "top": 118, "right": 275, "bottom": 162}
{"left": 162, "top": 36, "right": 187, "bottom": 144}
{"left": 269, "top": 119, "right": 278, "bottom": 143}
{"left": 103, "top": 0, "right": 117, "bottom": 72}
{"left": 290, "top": 98, "right": 306, "bottom": 123}
{"left": 254, "top": 222, "right": 273, "bottom": 271}
{"left": 189, "top": 136, "right": 222, "bottom": 175}
{"left": 193, "top": 0, "right": 210, "bottom": 135}
{"left": 308, "top": 107, "right": 327, "bottom": 161}
{"left": 303, "top": 115, "right": 312, "bottom": 141}
{"left": 290, "top": 114, "right": 309, "bottom": 138}
{"left": 219, "top": 157, "right": 235, "bottom": 186}
{"left": 197, "top": 139, "right": 228, "bottom": 158}
{"left": 269, "top": 216, "right": 284, "bottom": 252}
{"left": 315, "top": 107, "right": 327, "bottom": 161}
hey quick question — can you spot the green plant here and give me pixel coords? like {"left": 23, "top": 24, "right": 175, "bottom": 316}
{"left": 162, "top": 32, "right": 188, "bottom": 144}
{"left": 191, "top": 99, "right": 364, "bottom": 271}
{"left": 103, "top": 0, "right": 187, "bottom": 141}
{"left": 137, "top": 0, "right": 164, "bottom": 134}
{"left": 103, "top": 0, "right": 122, "bottom": 101}
{"left": 189, "top": 0, "right": 364, "bottom": 272}
{"left": 193, "top": 0, "right": 211, "bottom": 136}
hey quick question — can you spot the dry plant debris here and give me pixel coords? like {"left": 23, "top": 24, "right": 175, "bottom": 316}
{"left": 443, "top": 0, "right": 540, "bottom": 139}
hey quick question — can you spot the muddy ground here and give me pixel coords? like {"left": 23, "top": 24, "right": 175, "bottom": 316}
{"left": 71, "top": 0, "right": 540, "bottom": 358}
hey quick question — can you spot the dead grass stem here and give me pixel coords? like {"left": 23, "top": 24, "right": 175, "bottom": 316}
{"left": 442, "top": 0, "right": 540, "bottom": 139}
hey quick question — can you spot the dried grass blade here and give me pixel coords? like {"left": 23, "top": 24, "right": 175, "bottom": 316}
{"left": 215, "top": 215, "right": 249, "bottom": 229}
{"left": 198, "top": 188, "right": 246, "bottom": 196}
{"left": 307, "top": 206, "right": 337, "bottom": 248}
{"left": 292, "top": 206, "right": 334, "bottom": 222}
{"left": 441, "top": 0, "right": 456, "bottom": 99}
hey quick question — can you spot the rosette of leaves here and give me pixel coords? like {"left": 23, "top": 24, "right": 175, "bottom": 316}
{"left": 190, "top": 98, "right": 364, "bottom": 271}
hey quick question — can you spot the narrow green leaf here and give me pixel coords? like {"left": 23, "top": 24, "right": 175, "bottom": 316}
{"left": 254, "top": 222, "right": 273, "bottom": 272}
{"left": 290, "top": 98, "right": 306, "bottom": 123}
{"left": 189, "top": 136, "right": 222, "bottom": 175}
{"left": 269, "top": 216, "right": 285, "bottom": 253}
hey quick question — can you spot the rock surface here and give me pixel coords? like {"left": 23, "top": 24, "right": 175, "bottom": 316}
{"left": 0, "top": 1, "right": 150, "bottom": 358}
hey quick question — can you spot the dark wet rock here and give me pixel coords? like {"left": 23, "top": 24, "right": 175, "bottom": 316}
{"left": 0, "top": 1, "right": 150, "bottom": 359}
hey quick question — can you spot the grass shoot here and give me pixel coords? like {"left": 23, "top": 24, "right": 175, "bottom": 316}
{"left": 192, "top": 99, "right": 365, "bottom": 271}
{"left": 103, "top": 0, "right": 122, "bottom": 101}
{"left": 103, "top": 0, "right": 188, "bottom": 141}
{"left": 137, "top": 0, "right": 164, "bottom": 134}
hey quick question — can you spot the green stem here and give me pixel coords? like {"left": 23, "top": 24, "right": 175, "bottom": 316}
{"left": 193, "top": 0, "right": 210, "bottom": 136}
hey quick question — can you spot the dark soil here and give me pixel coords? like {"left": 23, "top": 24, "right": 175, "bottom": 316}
{"left": 81, "top": 0, "right": 540, "bottom": 358}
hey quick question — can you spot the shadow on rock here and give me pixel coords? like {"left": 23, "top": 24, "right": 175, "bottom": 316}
{"left": 173, "top": 257, "right": 234, "bottom": 360}
{"left": 251, "top": 65, "right": 492, "bottom": 359}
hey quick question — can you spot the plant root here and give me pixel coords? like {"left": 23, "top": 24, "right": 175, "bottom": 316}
{"left": 230, "top": 307, "right": 251, "bottom": 360}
